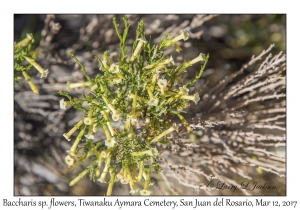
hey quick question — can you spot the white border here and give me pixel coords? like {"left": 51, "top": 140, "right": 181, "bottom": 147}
{"left": 2, "top": 1, "right": 299, "bottom": 209}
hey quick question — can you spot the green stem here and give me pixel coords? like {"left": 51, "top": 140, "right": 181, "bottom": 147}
{"left": 69, "top": 51, "right": 92, "bottom": 83}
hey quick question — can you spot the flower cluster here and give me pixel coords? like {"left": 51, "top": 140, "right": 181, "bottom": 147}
{"left": 14, "top": 33, "right": 49, "bottom": 94}
{"left": 59, "top": 16, "right": 208, "bottom": 196}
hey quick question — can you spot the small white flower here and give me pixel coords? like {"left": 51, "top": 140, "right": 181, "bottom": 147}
{"left": 112, "top": 113, "right": 120, "bottom": 121}
{"left": 120, "top": 177, "right": 130, "bottom": 184}
{"left": 40, "top": 69, "right": 49, "bottom": 78}
{"left": 130, "top": 38, "right": 147, "bottom": 61}
{"left": 137, "top": 38, "right": 147, "bottom": 44}
{"left": 181, "top": 29, "right": 190, "bottom": 41}
{"left": 157, "top": 79, "right": 167, "bottom": 89}
{"left": 190, "top": 53, "right": 206, "bottom": 65}
{"left": 172, "top": 123, "right": 179, "bottom": 132}
{"left": 133, "top": 38, "right": 147, "bottom": 57}
{"left": 158, "top": 107, "right": 167, "bottom": 116}
{"left": 169, "top": 55, "right": 175, "bottom": 65}
{"left": 148, "top": 98, "right": 159, "bottom": 106}
{"left": 162, "top": 56, "right": 175, "bottom": 65}
{"left": 67, "top": 149, "right": 76, "bottom": 157}
{"left": 59, "top": 99, "right": 67, "bottom": 110}
{"left": 101, "top": 151, "right": 109, "bottom": 158}
{"left": 109, "top": 63, "right": 120, "bottom": 74}
{"left": 140, "top": 189, "right": 151, "bottom": 196}
{"left": 127, "top": 114, "right": 137, "bottom": 123}
{"left": 97, "top": 177, "right": 106, "bottom": 183}
{"left": 130, "top": 117, "right": 137, "bottom": 123}
{"left": 26, "top": 33, "right": 34, "bottom": 40}
{"left": 145, "top": 117, "right": 151, "bottom": 124}
{"left": 179, "top": 86, "right": 189, "bottom": 95}
{"left": 24, "top": 56, "right": 49, "bottom": 78}
{"left": 130, "top": 188, "right": 139, "bottom": 194}
{"left": 101, "top": 60, "right": 109, "bottom": 69}
{"left": 192, "top": 93, "right": 200, "bottom": 104}
{"left": 111, "top": 99, "right": 118, "bottom": 105}
{"left": 105, "top": 137, "right": 116, "bottom": 148}
{"left": 84, "top": 117, "right": 92, "bottom": 125}
{"left": 180, "top": 93, "right": 200, "bottom": 104}
{"left": 65, "top": 155, "right": 74, "bottom": 166}
{"left": 116, "top": 173, "right": 124, "bottom": 180}
{"left": 171, "top": 29, "right": 190, "bottom": 43}
{"left": 84, "top": 134, "right": 94, "bottom": 140}
{"left": 112, "top": 78, "right": 122, "bottom": 84}
{"left": 152, "top": 68, "right": 161, "bottom": 74}
{"left": 150, "top": 148, "right": 159, "bottom": 156}
{"left": 63, "top": 133, "right": 71, "bottom": 141}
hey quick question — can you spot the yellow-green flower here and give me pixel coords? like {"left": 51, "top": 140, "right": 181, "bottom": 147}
{"left": 166, "top": 29, "right": 190, "bottom": 47}
{"left": 179, "top": 86, "right": 189, "bottom": 95}
{"left": 130, "top": 38, "right": 147, "bottom": 61}
{"left": 67, "top": 81, "right": 91, "bottom": 90}
{"left": 63, "top": 119, "right": 84, "bottom": 141}
{"left": 109, "top": 63, "right": 120, "bottom": 74}
{"left": 120, "top": 177, "right": 130, "bottom": 184}
{"left": 190, "top": 53, "right": 206, "bottom": 65}
{"left": 24, "top": 56, "right": 49, "bottom": 78}
{"left": 59, "top": 99, "right": 71, "bottom": 109}
{"left": 15, "top": 33, "right": 34, "bottom": 48}
{"left": 157, "top": 79, "right": 167, "bottom": 89}
{"left": 183, "top": 53, "right": 206, "bottom": 68}
{"left": 63, "top": 133, "right": 72, "bottom": 141}
{"left": 112, "top": 113, "right": 120, "bottom": 121}
{"left": 22, "top": 70, "right": 39, "bottom": 94}
{"left": 181, "top": 93, "right": 200, "bottom": 104}
{"left": 84, "top": 134, "right": 94, "bottom": 140}
{"left": 84, "top": 117, "right": 92, "bottom": 125}
{"left": 140, "top": 189, "right": 151, "bottom": 196}
{"left": 65, "top": 155, "right": 74, "bottom": 166}
{"left": 92, "top": 123, "right": 98, "bottom": 133}
{"left": 172, "top": 29, "right": 190, "bottom": 42}
{"left": 148, "top": 98, "right": 159, "bottom": 106}
{"left": 150, "top": 123, "right": 178, "bottom": 143}
{"left": 131, "top": 147, "right": 159, "bottom": 157}
{"left": 105, "top": 137, "right": 116, "bottom": 148}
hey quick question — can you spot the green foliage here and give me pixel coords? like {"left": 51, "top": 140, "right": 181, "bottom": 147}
{"left": 14, "top": 33, "right": 49, "bottom": 94}
{"left": 59, "top": 16, "right": 208, "bottom": 196}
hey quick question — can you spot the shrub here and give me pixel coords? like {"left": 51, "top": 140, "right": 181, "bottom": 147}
{"left": 59, "top": 16, "right": 209, "bottom": 195}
